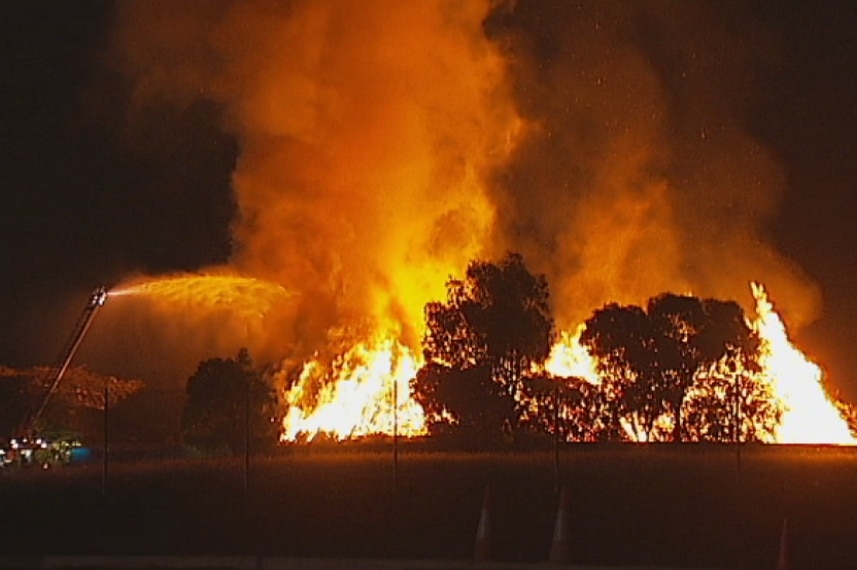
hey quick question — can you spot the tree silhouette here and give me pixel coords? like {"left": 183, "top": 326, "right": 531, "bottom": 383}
{"left": 581, "top": 303, "right": 664, "bottom": 441}
{"left": 417, "top": 253, "right": 555, "bottom": 442}
{"left": 181, "top": 348, "right": 281, "bottom": 453}
{"left": 518, "top": 374, "right": 616, "bottom": 442}
{"left": 647, "top": 294, "right": 708, "bottom": 441}
{"left": 412, "top": 363, "right": 513, "bottom": 447}
{"left": 581, "top": 295, "right": 771, "bottom": 442}
{"left": 0, "top": 369, "right": 34, "bottom": 437}
{"left": 679, "top": 299, "right": 779, "bottom": 442}
{"left": 0, "top": 365, "right": 143, "bottom": 441}
{"left": 682, "top": 365, "right": 780, "bottom": 442}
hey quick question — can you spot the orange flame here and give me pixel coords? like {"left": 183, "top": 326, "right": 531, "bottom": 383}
{"left": 543, "top": 325, "right": 600, "bottom": 384}
{"left": 106, "top": 273, "right": 854, "bottom": 445}
{"left": 751, "top": 283, "right": 856, "bottom": 445}
{"left": 541, "top": 283, "right": 856, "bottom": 444}
{"left": 281, "top": 335, "right": 426, "bottom": 442}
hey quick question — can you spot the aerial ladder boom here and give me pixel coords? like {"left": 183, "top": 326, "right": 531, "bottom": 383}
{"left": 22, "top": 286, "right": 108, "bottom": 438}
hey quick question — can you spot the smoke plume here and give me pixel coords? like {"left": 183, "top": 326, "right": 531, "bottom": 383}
{"left": 484, "top": 1, "right": 819, "bottom": 330}
{"left": 112, "top": 0, "right": 517, "bottom": 360}
{"left": 110, "top": 1, "right": 819, "bottom": 367}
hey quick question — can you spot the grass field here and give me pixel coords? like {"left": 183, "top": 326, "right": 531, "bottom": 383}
{"left": 1, "top": 444, "right": 855, "bottom": 569}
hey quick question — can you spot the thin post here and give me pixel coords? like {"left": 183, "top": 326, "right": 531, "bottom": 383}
{"left": 554, "top": 384, "right": 560, "bottom": 494}
{"left": 102, "top": 379, "right": 108, "bottom": 495}
{"left": 393, "top": 377, "right": 399, "bottom": 491}
{"left": 244, "top": 377, "right": 250, "bottom": 494}
{"left": 734, "top": 375, "right": 742, "bottom": 482}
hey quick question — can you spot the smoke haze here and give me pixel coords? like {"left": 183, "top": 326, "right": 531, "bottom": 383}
{"left": 109, "top": 0, "right": 819, "bottom": 370}
{"left": 484, "top": 1, "right": 819, "bottom": 330}
{"left": 112, "top": 0, "right": 516, "bottom": 361}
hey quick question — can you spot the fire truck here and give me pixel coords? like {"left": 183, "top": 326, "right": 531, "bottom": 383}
{"left": 1, "top": 286, "right": 108, "bottom": 468}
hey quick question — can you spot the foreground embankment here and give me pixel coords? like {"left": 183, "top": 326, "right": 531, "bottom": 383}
{"left": 0, "top": 444, "right": 854, "bottom": 569}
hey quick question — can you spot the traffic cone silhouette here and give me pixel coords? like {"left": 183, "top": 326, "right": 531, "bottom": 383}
{"left": 776, "top": 518, "right": 790, "bottom": 570}
{"left": 549, "top": 486, "right": 571, "bottom": 563}
{"left": 474, "top": 486, "right": 492, "bottom": 562}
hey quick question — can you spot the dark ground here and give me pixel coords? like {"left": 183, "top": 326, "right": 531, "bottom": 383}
{"left": 0, "top": 445, "right": 855, "bottom": 569}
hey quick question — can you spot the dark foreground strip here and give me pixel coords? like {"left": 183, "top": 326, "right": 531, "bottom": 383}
{"left": 0, "top": 556, "right": 735, "bottom": 570}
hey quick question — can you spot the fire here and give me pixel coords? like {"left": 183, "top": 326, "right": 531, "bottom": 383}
{"left": 539, "top": 282, "right": 856, "bottom": 444}
{"left": 105, "top": 272, "right": 854, "bottom": 445}
{"left": 281, "top": 335, "right": 426, "bottom": 442}
{"left": 109, "top": 273, "right": 428, "bottom": 442}
{"left": 276, "top": 281, "right": 855, "bottom": 444}
{"left": 751, "top": 283, "right": 856, "bottom": 445}
{"left": 544, "top": 325, "right": 600, "bottom": 384}
{"left": 109, "top": 273, "right": 290, "bottom": 321}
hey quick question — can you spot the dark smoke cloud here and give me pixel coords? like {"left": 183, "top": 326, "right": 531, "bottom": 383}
{"left": 484, "top": 1, "right": 819, "bottom": 330}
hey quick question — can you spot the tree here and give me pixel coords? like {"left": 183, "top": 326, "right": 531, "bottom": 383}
{"left": 581, "top": 295, "right": 771, "bottom": 442}
{"left": 0, "top": 365, "right": 144, "bottom": 441}
{"left": 0, "top": 367, "right": 34, "bottom": 437}
{"left": 518, "top": 375, "right": 613, "bottom": 442}
{"left": 682, "top": 364, "right": 780, "bottom": 442}
{"left": 581, "top": 303, "right": 664, "bottom": 441}
{"left": 412, "top": 363, "right": 513, "bottom": 447}
{"left": 681, "top": 299, "right": 778, "bottom": 442}
{"left": 417, "top": 253, "right": 555, "bottom": 441}
{"left": 181, "top": 348, "right": 281, "bottom": 453}
{"left": 647, "top": 294, "right": 708, "bottom": 441}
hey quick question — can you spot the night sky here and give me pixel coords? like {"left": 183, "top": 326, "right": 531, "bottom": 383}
{"left": 1, "top": 1, "right": 237, "bottom": 368}
{"left": 3, "top": 2, "right": 857, "bottom": 401}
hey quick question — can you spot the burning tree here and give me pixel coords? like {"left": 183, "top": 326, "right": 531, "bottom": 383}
{"left": 679, "top": 299, "right": 781, "bottom": 442}
{"left": 579, "top": 294, "right": 778, "bottom": 442}
{"left": 414, "top": 253, "right": 555, "bottom": 444}
{"left": 280, "top": 336, "right": 423, "bottom": 442}
{"left": 579, "top": 303, "right": 660, "bottom": 441}
{"left": 412, "top": 363, "right": 511, "bottom": 444}
{"left": 517, "top": 374, "right": 614, "bottom": 443}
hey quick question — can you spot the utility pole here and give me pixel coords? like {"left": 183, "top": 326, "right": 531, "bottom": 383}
{"left": 244, "top": 377, "right": 250, "bottom": 495}
{"left": 102, "top": 379, "right": 109, "bottom": 496}
{"left": 553, "top": 384, "right": 561, "bottom": 494}
{"left": 734, "top": 374, "right": 742, "bottom": 482}
{"left": 393, "top": 377, "right": 399, "bottom": 491}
